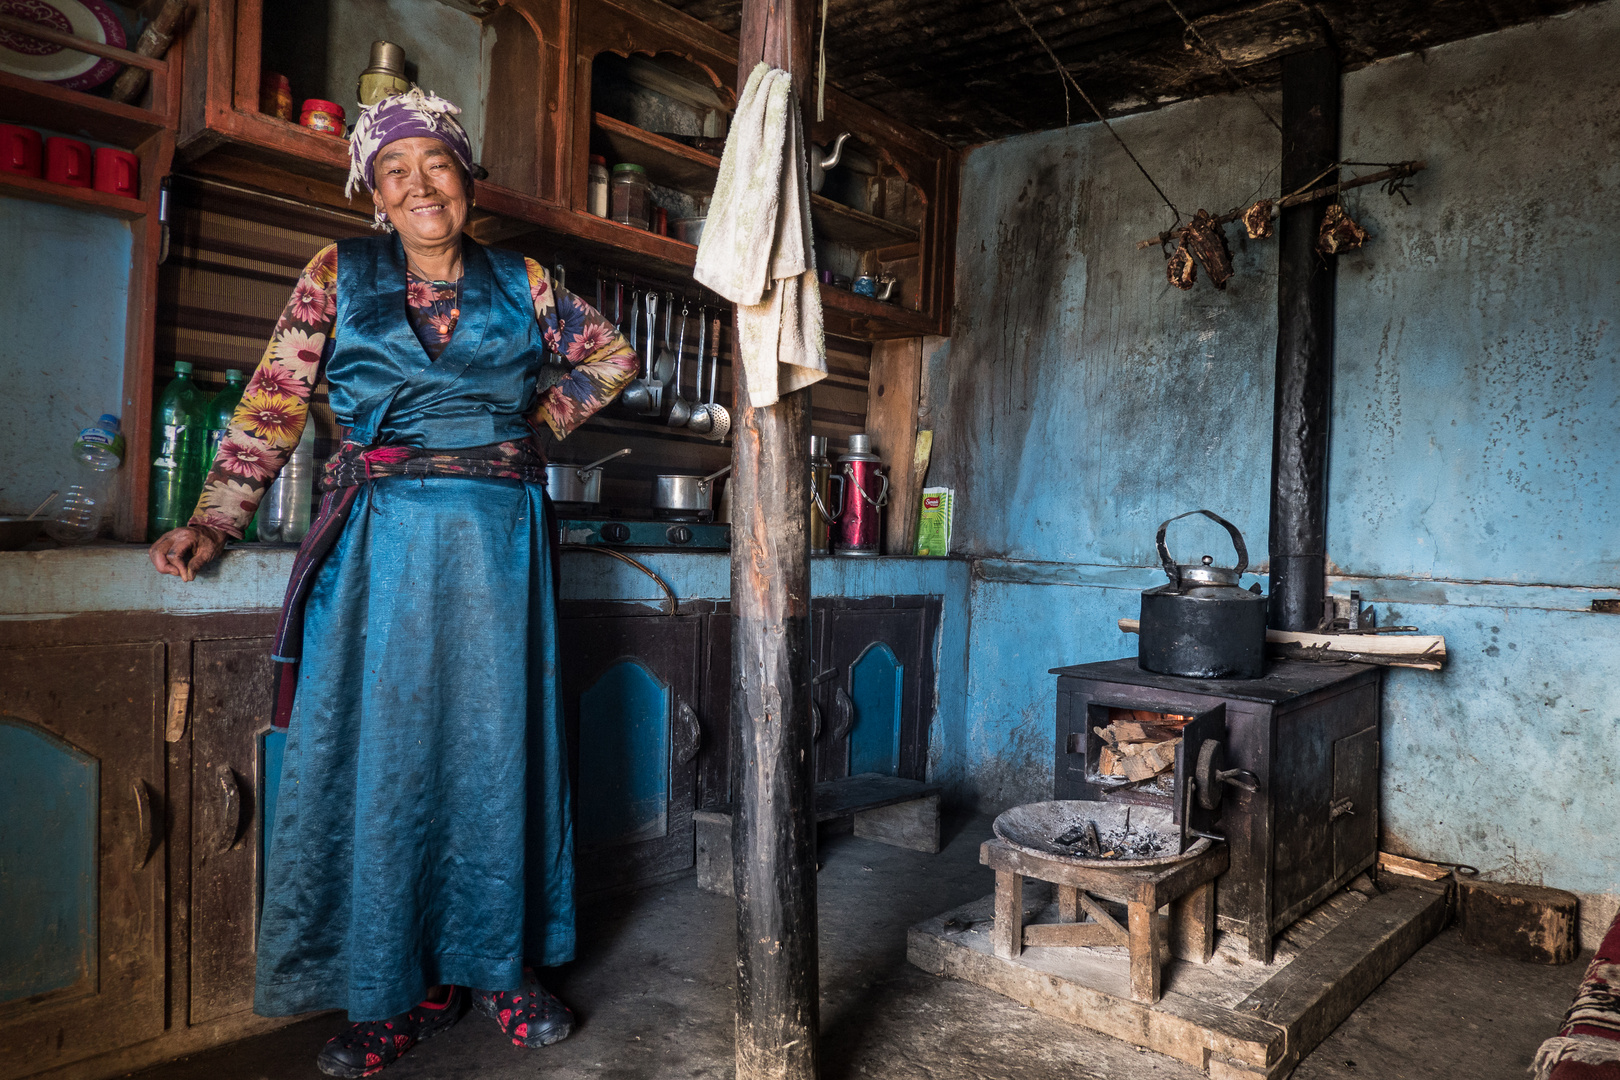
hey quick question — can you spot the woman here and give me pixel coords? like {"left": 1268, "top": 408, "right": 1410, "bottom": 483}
{"left": 149, "top": 88, "right": 637, "bottom": 1078}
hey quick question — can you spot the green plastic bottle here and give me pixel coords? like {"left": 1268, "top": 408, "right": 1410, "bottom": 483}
{"left": 201, "top": 369, "right": 257, "bottom": 540}
{"left": 148, "top": 361, "right": 210, "bottom": 540}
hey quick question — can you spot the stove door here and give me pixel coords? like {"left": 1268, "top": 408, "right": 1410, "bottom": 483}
{"left": 1174, "top": 704, "right": 1228, "bottom": 850}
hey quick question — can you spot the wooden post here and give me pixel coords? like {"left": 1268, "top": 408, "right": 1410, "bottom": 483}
{"left": 730, "top": 0, "right": 818, "bottom": 1074}
{"left": 1268, "top": 46, "right": 1339, "bottom": 633}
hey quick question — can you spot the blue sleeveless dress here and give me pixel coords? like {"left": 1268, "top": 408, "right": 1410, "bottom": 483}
{"left": 254, "top": 236, "right": 575, "bottom": 1021}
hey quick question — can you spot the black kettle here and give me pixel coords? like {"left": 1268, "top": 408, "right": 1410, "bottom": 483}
{"left": 1138, "top": 510, "right": 1268, "bottom": 679}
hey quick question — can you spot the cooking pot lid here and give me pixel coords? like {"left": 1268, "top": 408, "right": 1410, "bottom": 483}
{"left": 1177, "top": 557, "right": 1242, "bottom": 587}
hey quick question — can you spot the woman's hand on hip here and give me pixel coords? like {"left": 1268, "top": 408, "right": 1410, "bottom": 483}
{"left": 149, "top": 525, "right": 227, "bottom": 582}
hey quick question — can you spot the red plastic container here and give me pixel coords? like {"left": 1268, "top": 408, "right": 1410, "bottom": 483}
{"left": 44, "top": 137, "right": 92, "bottom": 188}
{"left": 0, "top": 124, "right": 42, "bottom": 178}
{"left": 299, "top": 99, "right": 346, "bottom": 137}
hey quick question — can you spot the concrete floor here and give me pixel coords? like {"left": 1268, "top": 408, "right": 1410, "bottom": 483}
{"left": 131, "top": 813, "right": 1586, "bottom": 1080}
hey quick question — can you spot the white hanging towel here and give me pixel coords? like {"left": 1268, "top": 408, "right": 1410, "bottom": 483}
{"left": 694, "top": 62, "right": 826, "bottom": 408}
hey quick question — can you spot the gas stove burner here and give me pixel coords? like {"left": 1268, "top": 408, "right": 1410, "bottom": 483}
{"left": 557, "top": 517, "right": 730, "bottom": 550}
{"left": 652, "top": 508, "right": 712, "bottom": 523}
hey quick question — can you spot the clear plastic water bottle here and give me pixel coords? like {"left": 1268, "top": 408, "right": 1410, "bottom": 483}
{"left": 45, "top": 415, "right": 126, "bottom": 543}
{"left": 148, "top": 361, "right": 210, "bottom": 540}
{"left": 260, "top": 419, "right": 315, "bottom": 544}
{"left": 202, "top": 369, "right": 257, "bottom": 541}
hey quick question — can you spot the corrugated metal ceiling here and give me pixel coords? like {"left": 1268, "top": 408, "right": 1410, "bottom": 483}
{"left": 663, "top": 0, "right": 1592, "bottom": 145}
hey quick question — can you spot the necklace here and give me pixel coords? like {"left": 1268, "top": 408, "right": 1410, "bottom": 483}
{"left": 407, "top": 259, "right": 463, "bottom": 327}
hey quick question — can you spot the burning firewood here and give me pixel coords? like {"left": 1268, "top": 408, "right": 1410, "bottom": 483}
{"left": 1318, "top": 203, "right": 1370, "bottom": 254}
{"left": 1243, "top": 199, "right": 1274, "bottom": 239}
{"left": 1166, "top": 241, "right": 1197, "bottom": 290}
{"left": 1184, "top": 209, "right": 1235, "bottom": 290}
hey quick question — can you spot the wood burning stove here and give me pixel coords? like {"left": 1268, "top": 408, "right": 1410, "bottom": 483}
{"left": 1052, "top": 658, "right": 1381, "bottom": 962}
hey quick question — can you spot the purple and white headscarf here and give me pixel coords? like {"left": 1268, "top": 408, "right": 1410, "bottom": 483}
{"left": 345, "top": 87, "right": 476, "bottom": 217}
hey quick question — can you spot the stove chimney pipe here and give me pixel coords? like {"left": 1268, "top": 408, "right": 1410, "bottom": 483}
{"left": 1269, "top": 45, "right": 1339, "bottom": 633}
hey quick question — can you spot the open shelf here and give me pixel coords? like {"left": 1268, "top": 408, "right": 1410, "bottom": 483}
{"left": 0, "top": 172, "right": 146, "bottom": 219}
{"left": 594, "top": 113, "right": 722, "bottom": 193}
{"left": 0, "top": 71, "right": 168, "bottom": 149}
{"left": 591, "top": 112, "right": 921, "bottom": 250}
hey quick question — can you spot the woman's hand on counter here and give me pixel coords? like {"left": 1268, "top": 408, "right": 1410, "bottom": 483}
{"left": 149, "top": 525, "right": 227, "bottom": 582}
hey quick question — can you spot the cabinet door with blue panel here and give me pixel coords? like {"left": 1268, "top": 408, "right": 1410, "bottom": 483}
{"left": 189, "top": 637, "right": 278, "bottom": 1027}
{"left": 0, "top": 643, "right": 167, "bottom": 1080}
{"left": 817, "top": 598, "right": 939, "bottom": 784}
{"left": 559, "top": 614, "right": 703, "bottom": 894}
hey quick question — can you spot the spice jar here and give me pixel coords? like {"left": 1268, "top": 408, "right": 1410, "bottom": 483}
{"left": 260, "top": 72, "right": 293, "bottom": 121}
{"left": 610, "top": 163, "right": 650, "bottom": 230}
{"left": 299, "top": 99, "right": 346, "bottom": 137}
{"left": 587, "top": 155, "right": 610, "bottom": 218}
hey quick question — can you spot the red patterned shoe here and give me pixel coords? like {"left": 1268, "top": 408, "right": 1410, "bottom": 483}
{"left": 473, "top": 968, "right": 575, "bottom": 1048}
{"left": 315, "top": 987, "right": 467, "bottom": 1078}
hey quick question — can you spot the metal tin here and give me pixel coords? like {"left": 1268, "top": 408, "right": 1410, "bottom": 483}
{"left": 299, "top": 99, "right": 346, "bottom": 137}
{"left": 832, "top": 434, "right": 888, "bottom": 557}
{"left": 260, "top": 72, "right": 293, "bottom": 120}
{"left": 1137, "top": 510, "right": 1268, "bottom": 679}
{"left": 357, "top": 40, "right": 411, "bottom": 107}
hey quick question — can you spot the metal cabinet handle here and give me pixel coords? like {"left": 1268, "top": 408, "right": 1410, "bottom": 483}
{"left": 674, "top": 699, "right": 702, "bottom": 764}
{"left": 812, "top": 700, "right": 823, "bottom": 740}
{"left": 831, "top": 686, "right": 855, "bottom": 743}
{"left": 132, "top": 779, "right": 157, "bottom": 870}
{"left": 216, "top": 764, "right": 243, "bottom": 854}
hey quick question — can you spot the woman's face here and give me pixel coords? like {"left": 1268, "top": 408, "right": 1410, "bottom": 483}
{"left": 370, "top": 136, "right": 470, "bottom": 248}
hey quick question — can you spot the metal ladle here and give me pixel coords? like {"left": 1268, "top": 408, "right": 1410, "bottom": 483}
{"left": 699, "top": 314, "right": 731, "bottom": 442}
{"left": 687, "top": 307, "right": 715, "bottom": 436}
{"left": 666, "top": 303, "right": 693, "bottom": 427}
{"left": 620, "top": 287, "right": 654, "bottom": 414}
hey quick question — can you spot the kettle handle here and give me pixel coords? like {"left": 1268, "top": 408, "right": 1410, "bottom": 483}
{"left": 1156, "top": 509, "right": 1249, "bottom": 587}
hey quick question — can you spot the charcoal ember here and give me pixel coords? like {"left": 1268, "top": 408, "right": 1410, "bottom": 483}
{"left": 1098, "top": 826, "right": 1168, "bottom": 859}
{"left": 1243, "top": 199, "right": 1274, "bottom": 239}
{"left": 1184, "top": 209, "right": 1235, "bottom": 290}
{"left": 1166, "top": 241, "right": 1197, "bottom": 290}
{"left": 1053, "top": 819, "right": 1102, "bottom": 856}
{"left": 1318, "top": 203, "right": 1370, "bottom": 254}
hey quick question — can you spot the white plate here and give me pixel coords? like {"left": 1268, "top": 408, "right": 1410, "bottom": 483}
{"left": 0, "top": 0, "right": 127, "bottom": 91}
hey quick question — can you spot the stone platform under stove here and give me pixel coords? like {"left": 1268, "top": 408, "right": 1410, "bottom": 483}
{"left": 908, "top": 872, "right": 1451, "bottom": 1079}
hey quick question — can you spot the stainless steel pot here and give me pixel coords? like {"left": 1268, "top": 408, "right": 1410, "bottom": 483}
{"left": 545, "top": 448, "right": 631, "bottom": 503}
{"left": 654, "top": 465, "right": 731, "bottom": 512}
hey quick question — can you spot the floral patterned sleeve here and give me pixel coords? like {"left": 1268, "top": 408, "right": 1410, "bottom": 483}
{"left": 524, "top": 259, "right": 638, "bottom": 439}
{"left": 188, "top": 244, "right": 336, "bottom": 539}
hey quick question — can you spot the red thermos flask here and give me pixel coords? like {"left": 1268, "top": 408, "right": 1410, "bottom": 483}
{"left": 833, "top": 434, "right": 889, "bottom": 557}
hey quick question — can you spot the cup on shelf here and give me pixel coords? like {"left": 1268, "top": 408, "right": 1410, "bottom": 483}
{"left": 45, "top": 137, "right": 93, "bottom": 188}
{"left": 93, "top": 148, "right": 139, "bottom": 198}
{"left": 0, "top": 124, "right": 42, "bottom": 178}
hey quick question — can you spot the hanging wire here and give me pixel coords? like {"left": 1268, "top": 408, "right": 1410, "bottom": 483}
{"left": 1160, "top": 0, "right": 1284, "bottom": 134}
{"left": 1004, "top": 0, "right": 1180, "bottom": 227}
{"left": 816, "top": 0, "right": 828, "bottom": 122}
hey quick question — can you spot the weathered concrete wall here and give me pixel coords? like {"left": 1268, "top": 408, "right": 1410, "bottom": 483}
{"left": 0, "top": 199, "right": 133, "bottom": 517}
{"left": 933, "top": 2, "right": 1620, "bottom": 936}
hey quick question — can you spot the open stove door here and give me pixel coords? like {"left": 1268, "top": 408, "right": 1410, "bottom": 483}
{"left": 1174, "top": 704, "right": 1227, "bottom": 853}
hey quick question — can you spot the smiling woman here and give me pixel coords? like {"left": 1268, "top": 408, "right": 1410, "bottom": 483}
{"left": 143, "top": 87, "right": 638, "bottom": 1080}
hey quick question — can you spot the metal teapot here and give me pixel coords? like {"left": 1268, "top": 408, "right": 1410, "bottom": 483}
{"left": 1137, "top": 510, "right": 1268, "bottom": 679}
{"left": 810, "top": 132, "right": 852, "bottom": 194}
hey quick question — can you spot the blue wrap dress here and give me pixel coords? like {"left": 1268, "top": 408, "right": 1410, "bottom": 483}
{"left": 189, "top": 235, "right": 636, "bottom": 1022}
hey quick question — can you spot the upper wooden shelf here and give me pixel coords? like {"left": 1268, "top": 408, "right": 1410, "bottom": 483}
{"left": 0, "top": 171, "right": 146, "bottom": 219}
{"left": 0, "top": 71, "right": 168, "bottom": 150}
{"left": 591, "top": 112, "right": 921, "bottom": 250}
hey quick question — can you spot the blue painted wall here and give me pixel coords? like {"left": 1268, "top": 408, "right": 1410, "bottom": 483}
{"left": 0, "top": 198, "right": 132, "bottom": 517}
{"left": 929, "top": 3, "right": 1620, "bottom": 932}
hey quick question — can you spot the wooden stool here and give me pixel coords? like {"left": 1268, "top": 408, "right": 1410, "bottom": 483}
{"left": 980, "top": 837, "right": 1228, "bottom": 1004}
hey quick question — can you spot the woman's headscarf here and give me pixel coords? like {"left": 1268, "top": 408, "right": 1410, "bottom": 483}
{"left": 345, "top": 87, "right": 477, "bottom": 227}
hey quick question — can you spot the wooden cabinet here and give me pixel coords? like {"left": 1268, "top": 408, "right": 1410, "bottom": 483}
{"left": 174, "top": 0, "right": 957, "bottom": 340}
{"left": 187, "top": 638, "right": 278, "bottom": 1027}
{"left": 812, "top": 596, "right": 938, "bottom": 784}
{"left": 0, "top": 642, "right": 168, "bottom": 1079}
{"left": 559, "top": 610, "right": 705, "bottom": 893}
